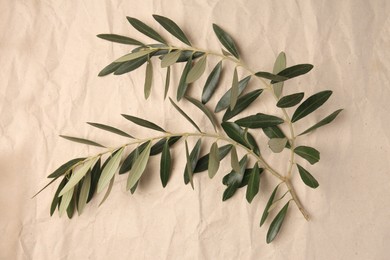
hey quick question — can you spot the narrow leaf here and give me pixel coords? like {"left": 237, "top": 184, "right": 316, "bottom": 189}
{"left": 161, "top": 50, "right": 181, "bottom": 68}
{"left": 153, "top": 15, "right": 192, "bottom": 46}
{"left": 299, "top": 109, "right": 343, "bottom": 136}
{"left": 297, "top": 164, "right": 319, "bottom": 188}
{"left": 223, "top": 89, "right": 263, "bottom": 121}
{"left": 229, "top": 68, "right": 239, "bottom": 110}
{"left": 294, "top": 146, "right": 320, "bottom": 165}
{"left": 186, "top": 55, "right": 207, "bottom": 83}
{"left": 150, "top": 136, "right": 181, "bottom": 155}
{"left": 185, "top": 140, "right": 194, "bottom": 189}
{"left": 273, "top": 52, "right": 286, "bottom": 98}
{"left": 59, "top": 157, "right": 99, "bottom": 196}
{"left": 97, "top": 147, "right": 125, "bottom": 193}
{"left": 215, "top": 76, "right": 251, "bottom": 112}
{"left": 221, "top": 122, "right": 253, "bottom": 150}
{"left": 126, "top": 142, "right": 152, "bottom": 190}
{"left": 122, "top": 114, "right": 166, "bottom": 132}
{"left": 169, "top": 98, "right": 202, "bottom": 132}
{"left": 87, "top": 158, "right": 101, "bottom": 203}
{"left": 77, "top": 171, "right": 91, "bottom": 215}
{"left": 50, "top": 177, "right": 68, "bottom": 216}
{"left": 193, "top": 144, "right": 232, "bottom": 174}
{"left": 126, "top": 16, "right": 166, "bottom": 44}
{"left": 235, "top": 113, "right": 284, "bottom": 129}
{"left": 59, "top": 135, "right": 105, "bottom": 148}
{"left": 271, "top": 64, "right": 314, "bottom": 84}
{"left": 99, "top": 175, "right": 115, "bottom": 206}
{"left": 113, "top": 56, "right": 148, "bottom": 75}
{"left": 260, "top": 185, "right": 279, "bottom": 227}
{"left": 144, "top": 60, "right": 153, "bottom": 99}
{"left": 183, "top": 139, "right": 202, "bottom": 184}
{"left": 212, "top": 24, "right": 240, "bottom": 59}
{"left": 98, "top": 62, "right": 123, "bottom": 77}
{"left": 292, "top": 90, "right": 332, "bottom": 122}
{"left": 97, "top": 34, "right": 143, "bottom": 45}
{"left": 87, "top": 122, "right": 133, "bottom": 138}
{"left": 47, "top": 158, "right": 85, "bottom": 178}
{"left": 268, "top": 138, "right": 288, "bottom": 153}
{"left": 266, "top": 202, "right": 289, "bottom": 243}
{"left": 230, "top": 146, "right": 240, "bottom": 174}
{"left": 185, "top": 96, "right": 218, "bottom": 132}
{"left": 222, "top": 155, "right": 248, "bottom": 201}
{"left": 66, "top": 192, "right": 76, "bottom": 219}
{"left": 222, "top": 182, "right": 239, "bottom": 201}
{"left": 222, "top": 155, "right": 249, "bottom": 186}
{"left": 246, "top": 164, "right": 260, "bottom": 203}
{"left": 119, "top": 142, "right": 148, "bottom": 174}
{"left": 208, "top": 142, "right": 220, "bottom": 178}
{"left": 160, "top": 140, "right": 171, "bottom": 187}
{"left": 202, "top": 61, "right": 222, "bottom": 104}
{"left": 114, "top": 49, "right": 156, "bottom": 63}
{"left": 164, "top": 67, "right": 171, "bottom": 99}
{"left": 59, "top": 186, "right": 74, "bottom": 217}
{"left": 176, "top": 56, "right": 193, "bottom": 101}
{"left": 255, "top": 72, "right": 288, "bottom": 82}
{"left": 276, "top": 92, "right": 304, "bottom": 108}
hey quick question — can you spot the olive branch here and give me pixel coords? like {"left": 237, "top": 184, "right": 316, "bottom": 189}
{"left": 34, "top": 15, "right": 343, "bottom": 244}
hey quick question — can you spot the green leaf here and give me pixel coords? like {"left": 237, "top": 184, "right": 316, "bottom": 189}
{"left": 150, "top": 136, "right": 181, "bottom": 156}
{"left": 294, "top": 146, "right": 320, "bottom": 165}
{"left": 183, "top": 139, "right": 202, "bottom": 185}
{"left": 266, "top": 202, "right": 289, "bottom": 243}
{"left": 98, "top": 62, "right": 124, "bottom": 77}
{"left": 161, "top": 50, "right": 181, "bottom": 68}
{"left": 276, "top": 92, "right": 304, "bottom": 108}
{"left": 271, "top": 64, "right": 314, "bottom": 84}
{"left": 230, "top": 146, "right": 240, "bottom": 174}
{"left": 126, "top": 16, "right": 166, "bottom": 44}
{"left": 59, "top": 157, "right": 99, "bottom": 196}
{"left": 222, "top": 182, "right": 240, "bottom": 201}
{"left": 113, "top": 56, "right": 148, "bottom": 75}
{"left": 176, "top": 56, "right": 193, "bottom": 101}
{"left": 202, "top": 61, "right": 222, "bottom": 104}
{"left": 114, "top": 49, "right": 156, "bottom": 63}
{"left": 50, "top": 177, "right": 68, "bottom": 216}
{"left": 77, "top": 171, "right": 91, "bottom": 215}
{"left": 260, "top": 185, "right": 279, "bottom": 227}
{"left": 212, "top": 24, "right": 240, "bottom": 59}
{"left": 169, "top": 98, "right": 202, "bottom": 132}
{"left": 245, "top": 130, "right": 261, "bottom": 156}
{"left": 166, "top": 51, "right": 203, "bottom": 63}
{"left": 99, "top": 175, "right": 115, "bottom": 206}
{"left": 186, "top": 55, "right": 207, "bottom": 83}
{"left": 119, "top": 143, "right": 149, "bottom": 174}
{"left": 126, "top": 141, "right": 152, "bottom": 190}
{"left": 87, "top": 158, "right": 101, "bottom": 203}
{"left": 185, "top": 96, "right": 218, "bottom": 132}
{"left": 273, "top": 52, "right": 286, "bottom": 98}
{"left": 185, "top": 140, "right": 194, "bottom": 189}
{"left": 208, "top": 142, "right": 220, "bottom": 178}
{"left": 152, "top": 15, "right": 192, "bottom": 46}
{"left": 221, "top": 122, "right": 253, "bottom": 150}
{"left": 215, "top": 76, "right": 251, "bottom": 113}
{"left": 297, "top": 164, "right": 319, "bottom": 188}
{"left": 66, "top": 191, "right": 76, "bottom": 219}
{"left": 47, "top": 158, "right": 85, "bottom": 178}
{"left": 164, "top": 67, "right": 171, "bottom": 99}
{"left": 160, "top": 140, "right": 171, "bottom": 188}
{"left": 223, "top": 89, "right": 263, "bottom": 121}
{"left": 268, "top": 138, "right": 288, "bottom": 153}
{"left": 59, "top": 135, "right": 105, "bottom": 148}
{"left": 144, "top": 60, "right": 153, "bottom": 99}
{"left": 222, "top": 155, "right": 248, "bottom": 201}
{"left": 193, "top": 144, "right": 232, "bottom": 174}
{"left": 292, "top": 90, "right": 332, "bottom": 122}
{"left": 97, "top": 34, "right": 143, "bottom": 45}
{"left": 299, "top": 109, "right": 343, "bottom": 136}
{"left": 122, "top": 114, "right": 166, "bottom": 132}
{"left": 97, "top": 147, "right": 125, "bottom": 193}
{"left": 255, "top": 72, "right": 288, "bottom": 82}
{"left": 59, "top": 186, "right": 74, "bottom": 217}
{"left": 235, "top": 113, "right": 284, "bottom": 129}
{"left": 130, "top": 180, "right": 139, "bottom": 194}
{"left": 230, "top": 68, "right": 239, "bottom": 110}
{"left": 246, "top": 164, "right": 260, "bottom": 203}
{"left": 87, "top": 122, "right": 133, "bottom": 138}
{"left": 263, "top": 125, "right": 286, "bottom": 139}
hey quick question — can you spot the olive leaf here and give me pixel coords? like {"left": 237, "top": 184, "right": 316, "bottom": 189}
{"left": 276, "top": 92, "right": 304, "bottom": 108}
{"left": 260, "top": 184, "right": 279, "bottom": 227}
{"left": 153, "top": 14, "right": 192, "bottom": 46}
{"left": 87, "top": 122, "right": 133, "bottom": 138}
{"left": 114, "top": 56, "right": 148, "bottom": 75}
{"left": 273, "top": 52, "right": 286, "bottom": 98}
{"left": 164, "top": 67, "right": 171, "bottom": 99}
{"left": 98, "top": 62, "right": 123, "bottom": 77}
{"left": 97, "top": 34, "right": 143, "bottom": 45}
{"left": 268, "top": 138, "right": 288, "bottom": 153}
{"left": 127, "top": 141, "right": 152, "bottom": 190}
{"left": 271, "top": 64, "right": 313, "bottom": 84}
{"left": 266, "top": 202, "right": 289, "bottom": 243}
{"left": 185, "top": 96, "right": 218, "bottom": 132}
{"left": 126, "top": 16, "right": 167, "bottom": 44}
{"left": 77, "top": 171, "right": 91, "bottom": 215}
{"left": 212, "top": 24, "right": 240, "bottom": 59}
{"left": 186, "top": 55, "right": 207, "bottom": 83}
{"left": 115, "top": 49, "right": 156, "bottom": 63}
{"left": 161, "top": 50, "right": 182, "bottom": 68}
{"left": 246, "top": 163, "right": 261, "bottom": 203}
{"left": 208, "top": 142, "right": 220, "bottom": 179}
{"left": 215, "top": 76, "right": 251, "bottom": 112}
{"left": 183, "top": 139, "right": 202, "bottom": 185}
{"left": 297, "top": 164, "right": 319, "bottom": 188}
{"left": 122, "top": 114, "right": 166, "bottom": 132}
{"left": 144, "top": 59, "right": 153, "bottom": 99}
{"left": 230, "top": 68, "right": 239, "bottom": 110}
{"left": 235, "top": 113, "right": 284, "bottom": 129}
{"left": 223, "top": 89, "right": 263, "bottom": 121}
{"left": 202, "top": 61, "right": 222, "bottom": 104}
{"left": 193, "top": 144, "right": 232, "bottom": 174}
{"left": 169, "top": 97, "right": 202, "bottom": 133}
{"left": 177, "top": 56, "right": 193, "bottom": 101}
{"left": 299, "top": 109, "right": 343, "bottom": 136}
{"left": 59, "top": 135, "right": 105, "bottom": 148}
{"left": 97, "top": 147, "right": 125, "bottom": 193}
{"left": 160, "top": 140, "right": 172, "bottom": 188}
{"left": 47, "top": 158, "right": 85, "bottom": 179}
{"left": 292, "top": 90, "right": 332, "bottom": 123}
{"left": 294, "top": 146, "right": 320, "bottom": 165}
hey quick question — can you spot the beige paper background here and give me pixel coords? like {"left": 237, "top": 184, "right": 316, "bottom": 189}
{"left": 1, "top": 0, "right": 389, "bottom": 259}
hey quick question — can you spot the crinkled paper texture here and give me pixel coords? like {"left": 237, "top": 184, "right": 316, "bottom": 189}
{"left": 1, "top": 0, "right": 389, "bottom": 259}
